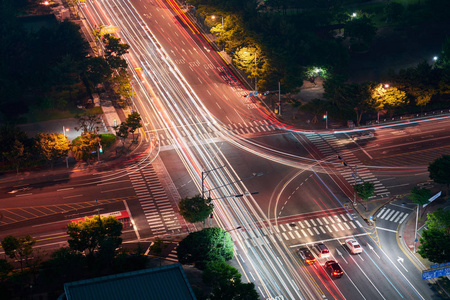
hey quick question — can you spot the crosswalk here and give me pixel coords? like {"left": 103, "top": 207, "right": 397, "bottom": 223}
{"left": 155, "top": 120, "right": 279, "bottom": 146}
{"left": 306, "top": 133, "right": 390, "bottom": 199}
{"left": 241, "top": 212, "right": 363, "bottom": 243}
{"left": 375, "top": 207, "right": 409, "bottom": 223}
{"left": 128, "top": 165, "right": 182, "bottom": 235}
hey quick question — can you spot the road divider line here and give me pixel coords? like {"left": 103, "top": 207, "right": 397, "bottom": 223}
{"left": 57, "top": 187, "right": 74, "bottom": 191}
{"left": 63, "top": 194, "right": 83, "bottom": 199}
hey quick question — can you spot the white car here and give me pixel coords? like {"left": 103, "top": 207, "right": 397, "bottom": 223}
{"left": 345, "top": 239, "right": 363, "bottom": 254}
{"left": 351, "top": 132, "right": 374, "bottom": 141}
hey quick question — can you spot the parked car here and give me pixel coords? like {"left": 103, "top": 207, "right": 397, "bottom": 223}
{"left": 298, "top": 247, "right": 316, "bottom": 264}
{"left": 345, "top": 239, "right": 363, "bottom": 254}
{"left": 313, "top": 243, "right": 330, "bottom": 258}
{"left": 352, "top": 132, "right": 374, "bottom": 141}
{"left": 325, "top": 260, "right": 344, "bottom": 278}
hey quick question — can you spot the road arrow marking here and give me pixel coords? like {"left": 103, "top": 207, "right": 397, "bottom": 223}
{"left": 368, "top": 243, "right": 381, "bottom": 259}
{"left": 397, "top": 256, "right": 408, "bottom": 272}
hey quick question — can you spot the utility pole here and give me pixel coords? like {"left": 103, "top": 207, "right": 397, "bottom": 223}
{"left": 278, "top": 80, "right": 281, "bottom": 116}
{"left": 202, "top": 166, "right": 225, "bottom": 199}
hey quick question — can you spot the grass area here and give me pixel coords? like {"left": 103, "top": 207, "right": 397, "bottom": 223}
{"left": 20, "top": 105, "right": 104, "bottom": 123}
{"left": 99, "top": 134, "right": 116, "bottom": 149}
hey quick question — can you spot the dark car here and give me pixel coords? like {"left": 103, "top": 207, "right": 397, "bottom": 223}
{"left": 298, "top": 247, "right": 316, "bottom": 264}
{"left": 325, "top": 260, "right": 344, "bottom": 278}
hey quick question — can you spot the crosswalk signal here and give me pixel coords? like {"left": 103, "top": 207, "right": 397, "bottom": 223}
{"left": 99, "top": 143, "right": 103, "bottom": 153}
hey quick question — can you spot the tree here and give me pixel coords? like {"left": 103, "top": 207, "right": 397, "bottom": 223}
{"left": 114, "top": 123, "right": 129, "bottom": 147}
{"left": 353, "top": 181, "right": 375, "bottom": 201}
{"left": 103, "top": 34, "right": 130, "bottom": 70}
{"left": 125, "top": 111, "right": 142, "bottom": 142}
{"left": 40, "top": 247, "right": 86, "bottom": 285}
{"left": 344, "top": 15, "right": 377, "bottom": 47}
{"left": 0, "top": 259, "right": 13, "bottom": 281}
{"left": 2, "top": 139, "right": 26, "bottom": 174}
{"left": 178, "top": 194, "right": 214, "bottom": 224}
{"left": 67, "top": 215, "right": 123, "bottom": 257}
{"left": 1, "top": 235, "right": 36, "bottom": 273}
{"left": 111, "top": 69, "right": 135, "bottom": 107}
{"left": 75, "top": 113, "right": 102, "bottom": 133}
{"left": 72, "top": 132, "right": 101, "bottom": 163}
{"left": 203, "top": 260, "right": 259, "bottom": 299}
{"left": 203, "top": 260, "right": 241, "bottom": 287}
{"left": 409, "top": 187, "right": 432, "bottom": 206}
{"left": 428, "top": 155, "right": 450, "bottom": 197}
{"left": 371, "top": 83, "right": 408, "bottom": 117}
{"left": 177, "top": 227, "right": 233, "bottom": 269}
{"left": 417, "top": 209, "right": 450, "bottom": 263}
{"left": 83, "top": 56, "right": 113, "bottom": 87}
{"left": 36, "top": 133, "right": 70, "bottom": 169}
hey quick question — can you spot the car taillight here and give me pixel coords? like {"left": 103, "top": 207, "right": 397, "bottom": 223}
{"left": 333, "top": 272, "right": 338, "bottom": 275}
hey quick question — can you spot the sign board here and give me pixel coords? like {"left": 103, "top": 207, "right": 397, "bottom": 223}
{"left": 100, "top": 25, "right": 119, "bottom": 35}
{"left": 254, "top": 91, "right": 259, "bottom": 96}
{"left": 422, "top": 264, "right": 450, "bottom": 280}
{"left": 423, "top": 191, "right": 441, "bottom": 208}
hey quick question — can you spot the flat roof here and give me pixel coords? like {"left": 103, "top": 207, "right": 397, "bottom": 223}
{"left": 64, "top": 263, "right": 196, "bottom": 300}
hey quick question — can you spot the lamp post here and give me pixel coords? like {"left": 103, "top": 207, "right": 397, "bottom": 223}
{"left": 212, "top": 15, "right": 224, "bottom": 51}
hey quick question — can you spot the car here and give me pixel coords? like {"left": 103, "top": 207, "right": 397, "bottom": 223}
{"left": 352, "top": 132, "right": 374, "bottom": 141}
{"left": 313, "top": 243, "right": 330, "bottom": 258}
{"left": 345, "top": 239, "right": 363, "bottom": 254}
{"left": 298, "top": 247, "right": 316, "bottom": 264}
{"left": 325, "top": 260, "right": 344, "bottom": 278}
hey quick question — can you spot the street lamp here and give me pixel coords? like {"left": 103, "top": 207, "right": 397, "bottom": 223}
{"left": 63, "top": 126, "right": 69, "bottom": 138}
{"left": 352, "top": 12, "right": 357, "bottom": 18}
{"left": 211, "top": 15, "right": 224, "bottom": 31}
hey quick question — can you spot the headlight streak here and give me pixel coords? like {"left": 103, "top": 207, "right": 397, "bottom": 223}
{"left": 84, "top": 1, "right": 329, "bottom": 298}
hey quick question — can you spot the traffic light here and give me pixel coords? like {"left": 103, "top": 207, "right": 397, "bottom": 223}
{"left": 323, "top": 114, "right": 327, "bottom": 119}
{"left": 263, "top": 90, "right": 270, "bottom": 95}
{"left": 99, "top": 143, "right": 103, "bottom": 153}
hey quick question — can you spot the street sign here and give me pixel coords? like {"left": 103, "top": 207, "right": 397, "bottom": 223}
{"left": 369, "top": 216, "right": 373, "bottom": 220}
{"left": 423, "top": 191, "right": 441, "bottom": 208}
{"left": 422, "top": 264, "right": 450, "bottom": 280}
{"left": 254, "top": 91, "right": 259, "bottom": 96}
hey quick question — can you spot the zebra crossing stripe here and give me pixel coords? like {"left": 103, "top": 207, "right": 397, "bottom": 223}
{"left": 350, "top": 222, "right": 357, "bottom": 228}
{"left": 334, "top": 216, "right": 342, "bottom": 222}
{"left": 331, "top": 224, "right": 338, "bottom": 231}
{"left": 322, "top": 217, "right": 329, "bottom": 225}
{"left": 307, "top": 228, "right": 314, "bottom": 236}
{"left": 340, "top": 214, "right": 347, "bottom": 222}
{"left": 301, "top": 229, "right": 308, "bottom": 237}
{"left": 288, "top": 232, "right": 295, "bottom": 239}
{"left": 319, "top": 227, "right": 326, "bottom": 234}
{"left": 310, "top": 219, "right": 317, "bottom": 226}
{"left": 317, "top": 218, "right": 323, "bottom": 225}
{"left": 313, "top": 227, "right": 320, "bottom": 235}
{"left": 343, "top": 223, "right": 350, "bottom": 230}
{"left": 379, "top": 208, "right": 389, "bottom": 219}
{"left": 304, "top": 220, "right": 311, "bottom": 227}
{"left": 389, "top": 211, "right": 400, "bottom": 222}
{"left": 394, "top": 212, "right": 405, "bottom": 223}
{"left": 279, "top": 224, "right": 286, "bottom": 232}
{"left": 384, "top": 210, "right": 395, "bottom": 220}
{"left": 399, "top": 213, "right": 408, "bottom": 223}
{"left": 326, "top": 225, "right": 332, "bottom": 232}
{"left": 328, "top": 216, "right": 335, "bottom": 223}
{"left": 337, "top": 223, "right": 345, "bottom": 231}
{"left": 295, "top": 231, "right": 302, "bottom": 238}
{"left": 298, "top": 221, "right": 305, "bottom": 228}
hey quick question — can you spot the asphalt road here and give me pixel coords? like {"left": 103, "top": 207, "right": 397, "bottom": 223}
{"left": 1, "top": 0, "right": 449, "bottom": 299}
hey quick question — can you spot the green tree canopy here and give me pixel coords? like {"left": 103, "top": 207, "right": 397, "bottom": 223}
{"left": 344, "top": 15, "right": 377, "bottom": 46}
{"left": 178, "top": 194, "right": 214, "bottom": 224}
{"left": 409, "top": 187, "right": 432, "bottom": 206}
{"left": 36, "top": 133, "right": 70, "bottom": 168}
{"left": 177, "top": 227, "right": 233, "bottom": 269}
{"left": 103, "top": 34, "right": 130, "bottom": 70}
{"left": 353, "top": 181, "right": 375, "bottom": 201}
{"left": 1, "top": 235, "right": 36, "bottom": 272}
{"left": 125, "top": 111, "right": 142, "bottom": 142}
{"left": 67, "top": 215, "right": 123, "bottom": 257}
{"left": 428, "top": 155, "right": 450, "bottom": 196}
{"left": 417, "top": 209, "right": 450, "bottom": 263}
{"left": 72, "top": 132, "right": 101, "bottom": 163}
{"left": 114, "top": 123, "right": 129, "bottom": 147}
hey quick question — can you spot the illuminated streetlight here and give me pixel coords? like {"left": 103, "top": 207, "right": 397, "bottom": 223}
{"left": 63, "top": 126, "right": 69, "bottom": 138}
{"left": 352, "top": 12, "right": 357, "bottom": 18}
{"left": 384, "top": 83, "right": 390, "bottom": 89}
